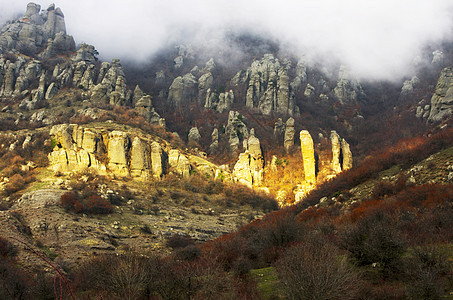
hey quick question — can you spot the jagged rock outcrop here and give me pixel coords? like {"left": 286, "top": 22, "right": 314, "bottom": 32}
{"left": 333, "top": 65, "right": 365, "bottom": 104}
{"left": 432, "top": 50, "right": 444, "bottom": 64}
{"left": 284, "top": 117, "right": 295, "bottom": 152}
{"left": 230, "top": 54, "right": 305, "bottom": 115}
{"left": 233, "top": 130, "right": 264, "bottom": 187}
{"left": 428, "top": 67, "right": 453, "bottom": 122}
{"left": 415, "top": 99, "right": 431, "bottom": 119}
{"left": 401, "top": 76, "right": 419, "bottom": 95}
{"left": 225, "top": 111, "right": 248, "bottom": 153}
{"left": 209, "top": 128, "right": 219, "bottom": 154}
{"left": 273, "top": 118, "right": 285, "bottom": 142}
{"left": 198, "top": 72, "right": 213, "bottom": 104}
{"left": 205, "top": 89, "right": 234, "bottom": 113}
{"left": 168, "top": 73, "right": 197, "bottom": 105}
{"left": 48, "top": 124, "right": 105, "bottom": 173}
{"left": 233, "top": 54, "right": 299, "bottom": 116}
{"left": 342, "top": 138, "right": 353, "bottom": 170}
{"left": 0, "top": 3, "right": 75, "bottom": 55}
{"left": 188, "top": 127, "right": 201, "bottom": 145}
{"left": 73, "top": 43, "right": 98, "bottom": 63}
{"left": 304, "top": 84, "right": 315, "bottom": 98}
{"left": 168, "top": 149, "right": 191, "bottom": 178}
{"left": 300, "top": 130, "right": 316, "bottom": 184}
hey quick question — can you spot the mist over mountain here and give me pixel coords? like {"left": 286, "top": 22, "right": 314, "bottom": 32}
{"left": 2, "top": 0, "right": 453, "bottom": 81}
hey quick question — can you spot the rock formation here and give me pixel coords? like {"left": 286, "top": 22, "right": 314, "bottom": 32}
{"left": 188, "top": 127, "right": 201, "bottom": 146}
{"left": 209, "top": 128, "right": 219, "bottom": 154}
{"left": 48, "top": 124, "right": 173, "bottom": 179}
{"left": 273, "top": 118, "right": 285, "bottom": 142}
{"left": 401, "top": 76, "right": 419, "bottom": 95}
{"left": 168, "top": 149, "right": 191, "bottom": 178}
{"left": 151, "top": 142, "right": 164, "bottom": 178}
{"left": 232, "top": 54, "right": 299, "bottom": 116}
{"left": 48, "top": 124, "right": 105, "bottom": 174}
{"left": 284, "top": 117, "right": 295, "bottom": 152}
{"left": 233, "top": 130, "right": 264, "bottom": 187}
{"left": 107, "top": 131, "right": 131, "bottom": 177}
{"left": 0, "top": 3, "right": 75, "bottom": 55}
{"left": 0, "top": 3, "right": 162, "bottom": 125}
{"left": 300, "top": 130, "right": 316, "bottom": 184}
{"left": 428, "top": 67, "right": 453, "bottom": 122}
{"left": 205, "top": 89, "right": 234, "bottom": 113}
{"left": 168, "top": 73, "right": 197, "bottom": 105}
{"left": 341, "top": 138, "right": 353, "bottom": 170}
{"left": 333, "top": 65, "right": 365, "bottom": 104}
{"left": 225, "top": 111, "right": 248, "bottom": 153}
{"left": 130, "top": 137, "right": 151, "bottom": 179}
{"left": 330, "top": 131, "right": 342, "bottom": 173}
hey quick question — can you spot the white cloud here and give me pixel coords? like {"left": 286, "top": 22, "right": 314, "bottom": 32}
{"left": 1, "top": 0, "right": 453, "bottom": 80}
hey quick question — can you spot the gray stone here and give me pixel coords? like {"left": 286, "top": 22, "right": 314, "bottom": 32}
{"left": 428, "top": 67, "right": 453, "bottom": 122}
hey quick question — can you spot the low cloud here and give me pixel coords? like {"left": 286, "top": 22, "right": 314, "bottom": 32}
{"left": 2, "top": 0, "right": 453, "bottom": 80}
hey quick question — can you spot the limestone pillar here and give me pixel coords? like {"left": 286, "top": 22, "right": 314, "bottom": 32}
{"left": 300, "top": 130, "right": 316, "bottom": 184}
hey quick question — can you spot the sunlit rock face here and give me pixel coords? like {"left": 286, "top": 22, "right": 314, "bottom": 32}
{"left": 233, "top": 129, "right": 264, "bottom": 188}
{"left": 300, "top": 130, "right": 316, "bottom": 185}
{"left": 429, "top": 67, "right": 453, "bottom": 122}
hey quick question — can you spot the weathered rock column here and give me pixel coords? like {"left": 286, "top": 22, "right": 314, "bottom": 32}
{"left": 300, "top": 130, "right": 316, "bottom": 184}
{"left": 330, "top": 131, "right": 342, "bottom": 173}
{"left": 130, "top": 137, "right": 151, "bottom": 179}
{"left": 284, "top": 117, "right": 295, "bottom": 152}
{"left": 341, "top": 138, "right": 353, "bottom": 170}
{"left": 151, "top": 141, "right": 163, "bottom": 178}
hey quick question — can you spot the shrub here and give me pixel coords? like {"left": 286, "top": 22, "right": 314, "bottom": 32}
{"left": 166, "top": 234, "right": 195, "bottom": 249}
{"left": 405, "top": 245, "right": 452, "bottom": 300}
{"left": 3, "top": 174, "right": 26, "bottom": 195}
{"left": 83, "top": 195, "right": 114, "bottom": 214}
{"left": 275, "top": 240, "right": 361, "bottom": 300}
{"left": 340, "top": 211, "right": 406, "bottom": 276}
{"left": 0, "top": 237, "right": 17, "bottom": 257}
{"left": 60, "top": 192, "right": 113, "bottom": 215}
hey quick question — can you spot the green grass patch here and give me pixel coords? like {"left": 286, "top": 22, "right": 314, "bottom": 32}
{"left": 250, "top": 267, "right": 283, "bottom": 299}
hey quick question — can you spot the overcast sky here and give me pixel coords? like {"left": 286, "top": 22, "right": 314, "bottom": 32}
{"left": 2, "top": 0, "right": 453, "bottom": 81}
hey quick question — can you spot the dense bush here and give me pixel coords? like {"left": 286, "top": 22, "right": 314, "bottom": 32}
{"left": 60, "top": 192, "right": 114, "bottom": 214}
{"left": 276, "top": 239, "right": 361, "bottom": 300}
{"left": 340, "top": 211, "right": 407, "bottom": 276}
